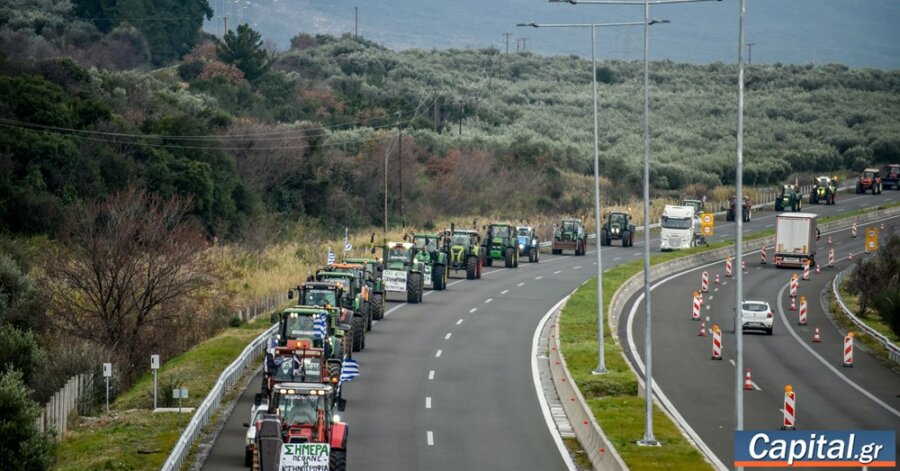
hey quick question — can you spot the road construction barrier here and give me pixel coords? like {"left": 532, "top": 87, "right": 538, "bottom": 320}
{"left": 715, "top": 273, "right": 720, "bottom": 284}
{"left": 725, "top": 256, "right": 733, "bottom": 277}
{"left": 848, "top": 251, "right": 853, "bottom": 261}
{"left": 790, "top": 275, "right": 798, "bottom": 298}
{"left": 698, "top": 291, "right": 704, "bottom": 306}
{"left": 851, "top": 222, "right": 857, "bottom": 238}
{"left": 711, "top": 325, "right": 722, "bottom": 360}
{"left": 743, "top": 369, "right": 753, "bottom": 390}
{"left": 802, "top": 261, "right": 810, "bottom": 280}
{"left": 701, "top": 271, "right": 709, "bottom": 292}
{"left": 798, "top": 296, "right": 807, "bottom": 325}
{"left": 698, "top": 320, "right": 707, "bottom": 336}
{"left": 828, "top": 248, "right": 835, "bottom": 267}
{"left": 742, "top": 259, "right": 747, "bottom": 272}
{"left": 692, "top": 292, "right": 701, "bottom": 321}
{"left": 843, "top": 332, "right": 854, "bottom": 367}
{"left": 760, "top": 246, "right": 767, "bottom": 264}
{"left": 828, "top": 235, "right": 832, "bottom": 245}
{"left": 812, "top": 327, "right": 821, "bottom": 343}
{"left": 789, "top": 297, "right": 797, "bottom": 311}
{"left": 782, "top": 386, "right": 796, "bottom": 430}
{"left": 833, "top": 267, "right": 900, "bottom": 364}
{"left": 815, "top": 264, "right": 820, "bottom": 274}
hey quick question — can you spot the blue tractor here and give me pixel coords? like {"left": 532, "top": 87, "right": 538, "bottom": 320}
{"left": 516, "top": 226, "right": 541, "bottom": 263}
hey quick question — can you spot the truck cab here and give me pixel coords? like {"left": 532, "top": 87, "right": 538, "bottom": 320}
{"left": 660, "top": 205, "right": 696, "bottom": 251}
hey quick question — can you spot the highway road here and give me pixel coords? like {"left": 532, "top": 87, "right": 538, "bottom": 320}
{"left": 202, "top": 190, "right": 897, "bottom": 470}
{"left": 620, "top": 194, "right": 900, "bottom": 468}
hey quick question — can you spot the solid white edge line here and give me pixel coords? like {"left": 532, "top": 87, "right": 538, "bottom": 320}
{"left": 531, "top": 296, "right": 577, "bottom": 471}
{"left": 774, "top": 282, "right": 900, "bottom": 418}
{"left": 427, "top": 431, "right": 434, "bottom": 446}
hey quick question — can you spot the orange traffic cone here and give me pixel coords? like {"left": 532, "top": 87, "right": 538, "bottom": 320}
{"left": 789, "top": 297, "right": 797, "bottom": 311}
{"left": 812, "top": 327, "right": 821, "bottom": 343}
{"left": 848, "top": 252, "right": 853, "bottom": 260}
{"left": 715, "top": 274, "right": 721, "bottom": 284}
{"left": 743, "top": 369, "right": 754, "bottom": 390}
{"left": 698, "top": 320, "right": 707, "bottom": 337}
{"left": 815, "top": 264, "right": 821, "bottom": 274}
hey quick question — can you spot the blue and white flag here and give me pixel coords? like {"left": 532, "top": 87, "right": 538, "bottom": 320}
{"left": 313, "top": 314, "right": 327, "bottom": 340}
{"left": 340, "top": 357, "right": 360, "bottom": 383}
{"left": 343, "top": 228, "right": 352, "bottom": 252}
{"left": 267, "top": 336, "right": 277, "bottom": 355}
{"left": 327, "top": 248, "right": 335, "bottom": 265}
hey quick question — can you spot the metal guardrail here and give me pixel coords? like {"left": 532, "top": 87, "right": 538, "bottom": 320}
{"left": 832, "top": 267, "right": 900, "bottom": 365}
{"left": 162, "top": 323, "right": 277, "bottom": 471}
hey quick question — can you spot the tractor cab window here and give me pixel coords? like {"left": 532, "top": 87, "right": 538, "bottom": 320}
{"left": 304, "top": 289, "right": 336, "bottom": 307}
{"left": 284, "top": 315, "right": 315, "bottom": 338}
{"left": 561, "top": 221, "right": 576, "bottom": 232}
{"left": 274, "top": 357, "right": 321, "bottom": 382}
{"left": 492, "top": 226, "right": 510, "bottom": 238}
{"left": 278, "top": 394, "right": 321, "bottom": 425}
{"left": 609, "top": 214, "right": 626, "bottom": 225}
{"left": 864, "top": 171, "right": 876, "bottom": 178}
{"left": 388, "top": 248, "right": 411, "bottom": 261}
{"left": 517, "top": 228, "right": 530, "bottom": 237}
{"left": 414, "top": 238, "right": 437, "bottom": 252}
{"left": 451, "top": 234, "right": 471, "bottom": 247}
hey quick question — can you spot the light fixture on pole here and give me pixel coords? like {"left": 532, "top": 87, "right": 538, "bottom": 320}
{"left": 550, "top": 0, "right": 722, "bottom": 448}
{"left": 517, "top": 19, "right": 648, "bottom": 376}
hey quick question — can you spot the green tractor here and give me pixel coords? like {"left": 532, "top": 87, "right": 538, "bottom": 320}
{"left": 600, "top": 212, "right": 635, "bottom": 247}
{"left": 318, "top": 263, "right": 377, "bottom": 332}
{"left": 444, "top": 227, "right": 483, "bottom": 280}
{"left": 312, "top": 272, "right": 368, "bottom": 352}
{"left": 482, "top": 223, "right": 519, "bottom": 268}
{"left": 281, "top": 282, "right": 356, "bottom": 359}
{"left": 810, "top": 176, "right": 837, "bottom": 205}
{"left": 343, "top": 257, "right": 385, "bottom": 321}
{"left": 382, "top": 242, "right": 425, "bottom": 304}
{"left": 552, "top": 219, "right": 587, "bottom": 255}
{"left": 775, "top": 185, "right": 803, "bottom": 212}
{"left": 413, "top": 233, "right": 449, "bottom": 290}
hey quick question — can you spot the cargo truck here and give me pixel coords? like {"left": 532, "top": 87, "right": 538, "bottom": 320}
{"left": 773, "top": 213, "right": 818, "bottom": 268}
{"left": 660, "top": 205, "right": 697, "bottom": 251}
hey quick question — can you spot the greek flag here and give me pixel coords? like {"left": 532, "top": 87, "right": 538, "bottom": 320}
{"left": 343, "top": 228, "right": 352, "bottom": 252}
{"left": 313, "top": 314, "right": 327, "bottom": 340}
{"left": 327, "top": 248, "right": 335, "bottom": 265}
{"left": 340, "top": 357, "right": 360, "bottom": 383}
{"left": 266, "top": 336, "right": 277, "bottom": 355}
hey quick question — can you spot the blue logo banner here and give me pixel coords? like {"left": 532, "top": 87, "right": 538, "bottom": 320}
{"left": 735, "top": 430, "right": 895, "bottom": 467}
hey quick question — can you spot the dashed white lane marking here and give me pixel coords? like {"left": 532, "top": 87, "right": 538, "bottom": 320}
{"left": 518, "top": 282, "right": 525, "bottom": 287}
{"left": 554, "top": 270, "right": 561, "bottom": 274}
{"left": 501, "top": 289, "right": 509, "bottom": 294}
{"left": 708, "top": 295, "right": 714, "bottom": 300}
{"left": 435, "top": 350, "right": 442, "bottom": 358}
{"left": 448, "top": 280, "right": 464, "bottom": 287}
{"left": 456, "top": 319, "right": 463, "bottom": 325}
{"left": 469, "top": 307, "right": 478, "bottom": 313}
{"left": 714, "top": 287, "right": 719, "bottom": 292}
{"left": 426, "top": 397, "right": 432, "bottom": 409}
{"left": 485, "top": 298, "right": 493, "bottom": 304}
{"left": 723, "top": 281, "right": 729, "bottom": 285}
{"left": 573, "top": 266, "right": 581, "bottom": 270}
{"left": 756, "top": 266, "right": 761, "bottom": 270}
{"left": 444, "top": 333, "right": 452, "bottom": 340}
{"left": 427, "top": 431, "right": 434, "bottom": 446}
{"left": 428, "top": 370, "right": 435, "bottom": 380}
{"left": 535, "top": 275, "right": 543, "bottom": 280}
{"left": 766, "top": 224, "right": 774, "bottom": 227}
{"left": 835, "top": 241, "right": 842, "bottom": 246}
{"left": 613, "top": 257, "right": 622, "bottom": 261}
{"left": 633, "top": 252, "right": 641, "bottom": 256}
{"left": 729, "top": 359, "right": 735, "bottom": 366}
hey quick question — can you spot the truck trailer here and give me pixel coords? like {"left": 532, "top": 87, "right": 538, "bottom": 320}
{"left": 773, "top": 213, "right": 818, "bottom": 268}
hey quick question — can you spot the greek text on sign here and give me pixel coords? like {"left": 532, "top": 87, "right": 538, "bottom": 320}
{"left": 280, "top": 443, "right": 330, "bottom": 471}
{"left": 384, "top": 270, "right": 407, "bottom": 292}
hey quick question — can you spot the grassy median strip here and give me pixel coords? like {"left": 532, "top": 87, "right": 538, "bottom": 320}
{"left": 54, "top": 317, "right": 272, "bottom": 470}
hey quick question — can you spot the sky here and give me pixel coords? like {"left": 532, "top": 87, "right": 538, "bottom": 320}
{"left": 205, "top": 0, "right": 900, "bottom": 70}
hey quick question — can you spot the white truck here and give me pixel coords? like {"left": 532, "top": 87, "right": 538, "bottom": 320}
{"left": 774, "top": 213, "right": 818, "bottom": 268}
{"left": 660, "top": 205, "right": 697, "bottom": 251}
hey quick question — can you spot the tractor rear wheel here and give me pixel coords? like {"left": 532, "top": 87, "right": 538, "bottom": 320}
{"left": 362, "top": 302, "right": 372, "bottom": 331}
{"left": 351, "top": 317, "right": 364, "bottom": 352}
{"left": 330, "top": 449, "right": 347, "bottom": 471}
{"left": 371, "top": 293, "right": 384, "bottom": 320}
{"left": 504, "top": 248, "right": 514, "bottom": 268}
{"left": 407, "top": 273, "right": 423, "bottom": 303}
{"left": 433, "top": 264, "right": 446, "bottom": 290}
{"left": 535, "top": 248, "right": 540, "bottom": 263}
{"left": 466, "top": 256, "right": 477, "bottom": 279}
{"left": 622, "top": 230, "right": 631, "bottom": 247}
{"left": 600, "top": 229, "right": 608, "bottom": 246}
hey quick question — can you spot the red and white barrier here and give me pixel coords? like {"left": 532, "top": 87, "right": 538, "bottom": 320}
{"left": 692, "top": 292, "right": 701, "bottom": 321}
{"left": 790, "top": 275, "right": 798, "bottom": 298}
{"left": 812, "top": 327, "right": 821, "bottom": 343}
{"left": 711, "top": 325, "right": 722, "bottom": 360}
{"left": 789, "top": 297, "right": 797, "bottom": 311}
{"left": 742, "top": 259, "right": 747, "bottom": 272}
{"left": 715, "top": 273, "right": 721, "bottom": 284}
{"left": 782, "top": 385, "right": 796, "bottom": 430}
{"left": 848, "top": 252, "right": 854, "bottom": 261}
{"left": 815, "top": 264, "right": 820, "bottom": 274}
{"left": 802, "top": 261, "right": 810, "bottom": 280}
{"left": 843, "top": 332, "right": 854, "bottom": 367}
{"left": 743, "top": 369, "right": 754, "bottom": 390}
{"left": 725, "top": 256, "right": 733, "bottom": 277}
{"left": 701, "top": 271, "right": 709, "bottom": 293}
{"left": 698, "top": 291, "right": 704, "bottom": 306}
{"left": 798, "top": 296, "right": 807, "bottom": 325}
{"left": 761, "top": 246, "right": 768, "bottom": 264}
{"left": 827, "top": 236, "right": 832, "bottom": 245}
{"left": 828, "top": 248, "right": 835, "bottom": 267}
{"left": 851, "top": 222, "right": 858, "bottom": 238}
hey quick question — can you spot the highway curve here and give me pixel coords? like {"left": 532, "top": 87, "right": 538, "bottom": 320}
{"left": 620, "top": 192, "right": 900, "bottom": 468}
{"left": 202, "top": 190, "right": 897, "bottom": 470}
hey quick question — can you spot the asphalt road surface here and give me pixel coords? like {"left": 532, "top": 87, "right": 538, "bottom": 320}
{"left": 620, "top": 195, "right": 900, "bottom": 468}
{"left": 203, "top": 190, "right": 897, "bottom": 470}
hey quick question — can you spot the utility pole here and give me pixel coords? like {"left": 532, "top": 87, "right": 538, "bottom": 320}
{"left": 458, "top": 98, "right": 463, "bottom": 136}
{"left": 521, "top": 38, "right": 528, "bottom": 51}
{"left": 747, "top": 42, "right": 755, "bottom": 65}
{"left": 503, "top": 33, "right": 512, "bottom": 54}
{"left": 397, "top": 111, "right": 403, "bottom": 226}
{"left": 355, "top": 6, "right": 358, "bottom": 37}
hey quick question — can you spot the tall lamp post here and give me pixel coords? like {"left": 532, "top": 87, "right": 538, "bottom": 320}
{"left": 517, "top": 19, "right": 652, "bottom": 376}
{"left": 551, "top": 0, "right": 722, "bottom": 447}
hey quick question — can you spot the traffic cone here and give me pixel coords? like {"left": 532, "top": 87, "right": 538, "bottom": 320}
{"left": 812, "top": 327, "right": 821, "bottom": 343}
{"left": 848, "top": 252, "right": 853, "bottom": 261}
{"left": 815, "top": 264, "right": 821, "bottom": 274}
{"left": 743, "top": 369, "right": 754, "bottom": 390}
{"left": 828, "top": 236, "right": 832, "bottom": 245}
{"left": 698, "top": 320, "right": 707, "bottom": 336}
{"left": 715, "top": 273, "right": 721, "bottom": 284}
{"left": 789, "top": 297, "right": 797, "bottom": 311}
{"left": 742, "top": 260, "right": 747, "bottom": 272}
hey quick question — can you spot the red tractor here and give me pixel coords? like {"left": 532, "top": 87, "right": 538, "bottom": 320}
{"left": 260, "top": 342, "right": 342, "bottom": 406}
{"left": 855, "top": 168, "right": 883, "bottom": 194}
{"left": 882, "top": 163, "right": 900, "bottom": 190}
{"left": 252, "top": 383, "right": 347, "bottom": 471}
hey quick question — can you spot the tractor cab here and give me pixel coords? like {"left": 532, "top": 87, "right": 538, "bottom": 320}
{"left": 412, "top": 233, "right": 448, "bottom": 290}
{"left": 445, "top": 228, "right": 482, "bottom": 280}
{"left": 682, "top": 199, "right": 704, "bottom": 216}
{"left": 557, "top": 219, "right": 583, "bottom": 241}
{"left": 274, "top": 305, "right": 349, "bottom": 360}
{"left": 484, "top": 223, "right": 518, "bottom": 268}
{"left": 261, "top": 345, "right": 341, "bottom": 402}
{"left": 382, "top": 242, "right": 426, "bottom": 303}
{"left": 552, "top": 219, "right": 586, "bottom": 255}
{"left": 856, "top": 168, "right": 882, "bottom": 194}
{"left": 811, "top": 176, "right": 838, "bottom": 205}
{"left": 601, "top": 212, "right": 635, "bottom": 247}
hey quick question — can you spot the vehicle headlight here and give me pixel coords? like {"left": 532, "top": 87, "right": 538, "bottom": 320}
{"left": 612, "top": 227, "right": 619, "bottom": 234}
{"left": 519, "top": 243, "right": 524, "bottom": 250}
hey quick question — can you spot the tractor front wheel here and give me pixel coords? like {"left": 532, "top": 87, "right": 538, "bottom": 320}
{"left": 362, "top": 302, "right": 372, "bottom": 332}
{"left": 466, "top": 256, "right": 477, "bottom": 280}
{"left": 330, "top": 449, "right": 347, "bottom": 471}
{"left": 351, "top": 317, "right": 364, "bottom": 352}
{"left": 600, "top": 229, "right": 608, "bottom": 246}
{"left": 371, "top": 293, "right": 384, "bottom": 320}
{"left": 504, "top": 248, "right": 514, "bottom": 268}
{"left": 622, "top": 230, "right": 631, "bottom": 247}
{"left": 407, "top": 273, "right": 423, "bottom": 303}
{"left": 433, "top": 264, "right": 446, "bottom": 291}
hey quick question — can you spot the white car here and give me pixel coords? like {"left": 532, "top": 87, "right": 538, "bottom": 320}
{"left": 243, "top": 401, "right": 268, "bottom": 467}
{"left": 740, "top": 300, "right": 774, "bottom": 335}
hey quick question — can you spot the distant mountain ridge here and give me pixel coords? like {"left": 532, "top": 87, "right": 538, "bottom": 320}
{"left": 208, "top": 0, "right": 900, "bottom": 70}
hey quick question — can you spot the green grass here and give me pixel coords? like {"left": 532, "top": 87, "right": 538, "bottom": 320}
{"left": 558, "top": 200, "right": 900, "bottom": 469}
{"left": 818, "top": 201, "right": 900, "bottom": 224}
{"left": 54, "top": 316, "right": 273, "bottom": 470}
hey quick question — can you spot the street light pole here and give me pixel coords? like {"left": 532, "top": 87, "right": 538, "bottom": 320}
{"left": 735, "top": 0, "right": 747, "bottom": 435}
{"left": 518, "top": 19, "right": 647, "bottom": 376}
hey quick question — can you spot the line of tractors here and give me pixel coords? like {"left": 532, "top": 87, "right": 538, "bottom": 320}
{"left": 241, "top": 219, "right": 601, "bottom": 470}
